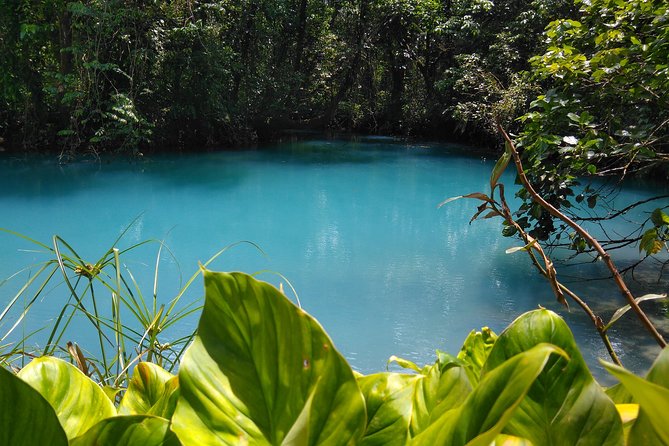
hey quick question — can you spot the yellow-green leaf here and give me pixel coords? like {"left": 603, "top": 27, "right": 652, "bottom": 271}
{"left": 482, "top": 309, "right": 623, "bottom": 446}
{"left": 118, "top": 362, "right": 179, "bottom": 418}
{"left": 70, "top": 415, "right": 180, "bottom": 446}
{"left": 17, "top": 356, "right": 116, "bottom": 439}
{"left": 171, "top": 271, "right": 366, "bottom": 445}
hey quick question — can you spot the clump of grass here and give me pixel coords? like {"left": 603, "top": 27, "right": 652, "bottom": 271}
{"left": 0, "top": 220, "right": 264, "bottom": 388}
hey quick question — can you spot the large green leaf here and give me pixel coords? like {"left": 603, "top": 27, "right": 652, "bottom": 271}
{"left": 70, "top": 415, "right": 181, "bottom": 446}
{"left": 358, "top": 357, "right": 471, "bottom": 445}
{"left": 456, "top": 327, "right": 497, "bottom": 385}
{"left": 119, "top": 362, "right": 179, "bottom": 418}
{"left": 17, "top": 356, "right": 117, "bottom": 439}
{"left": 410, "top": 343, "right": 565, "bottom": 446}
{"left": 606, "top": 345, "right": 669, "bottom": 445}
{"left": 482, "top": 309, "right": 623, "bottom": 446}
{"left": 358, "top": 373, "right": 420, "bottom": 445}
{"left": 0, "top": 366, "right": 68, "bottom": 446}
{"left": 171, "top": 270, "right": 366, "bottom": 445}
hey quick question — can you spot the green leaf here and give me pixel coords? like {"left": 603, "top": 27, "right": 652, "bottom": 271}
{"left": 0, "top": 366, "right": 68, "bottom": 446}
{"left": 171, "top": 270, "right": 366, "bottom": 445}
{"left": 603, "top": 358, "right": 669, "bottom": 445}
{"left": 358, "top": 373, "right": 419, "bottom": 445}
{"left": 502, "top": 225, "right": 518, "bottom": 237}
{"left": 490, "top": 148, "right": 512, "bottom": 192}
{"left": 639, "top": 228, "right": 662, "bottom": 254}
{"left": 456, "top": 327, "right": 497, "bottom": 385}
{"left": 603, "top": 293, "right": 667, "bottom": 331}
{"left": 482, "top": 309, "right": 623, "bottom": 446}
{"left": 387, "top": 355, "right": 422, "bottom": 373}
{"left": 118, "top": 362, "right": 179, "bottom": 418}
{"left": 70, "top": 415, "right": 181, "bottom": 446}
{"left": 17, "top": 356, "right": 117, "bottom": 439}
{"left": 437, "top": 192, "right": 492, "bottom": 208}
{"left": 410, "top": 343, "right": 565, "bottom": 446}
{"left": 359, "top": 358, "right": 471, "bottom": 445}
{"left": 651, "top": 208, "right": 669, "bottom": 227}
{"left": 621, "top": 346, "right": 669, "bottom": 444}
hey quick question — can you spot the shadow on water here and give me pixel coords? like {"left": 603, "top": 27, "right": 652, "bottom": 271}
{"left": 0, "top": 153, "right": 250, "bottom": 199}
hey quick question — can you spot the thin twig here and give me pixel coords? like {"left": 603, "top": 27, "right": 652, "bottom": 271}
{"left": 498, "top": 124, "right": 667, "bottom": 348}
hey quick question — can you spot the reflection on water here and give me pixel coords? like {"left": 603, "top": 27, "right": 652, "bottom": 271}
{"left": 0, "top": 139, "right": 667, "bottom": 384}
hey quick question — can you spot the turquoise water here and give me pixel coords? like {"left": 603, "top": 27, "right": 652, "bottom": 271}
{"left": 1, "top": 138, "right": 667, "bottom": 381}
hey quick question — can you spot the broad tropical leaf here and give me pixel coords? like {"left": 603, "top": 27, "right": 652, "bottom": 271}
{"left": 17, "top": 356, "right": 116, "bottom": 439}
{"left": 70, "top": 415, "right": 180, "bottom": 446}
{"left": 359, "top": 356, "right": 471, "bottom": 445}
{"left": 118, "top": 362, "right": 179, "bottom": 418}
{"left": 482, "top": 309, "right": 623, "bottom": 446}
{"left": 456, "top": 327, "right": 497, "bottom": 385}
{"left": 0, "top": 366, "right": 68, "bottom": 446}
{"left": 358, "top": 373, "right": 420, "bottom": 445}
{"left": 411, "top": 343, "right": 565, "bottom": 446}
{"left": 171, "top": 270, "right": 366, "bottom": 445}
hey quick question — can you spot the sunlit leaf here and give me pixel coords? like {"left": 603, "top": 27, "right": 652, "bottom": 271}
{"left": 456, "top": 327, "right": 497, "bottom": 385}
{"left": 490, "top": 149, "right": 512, "bottom": 191}
{"left": 603, "top": 293, "right": 667, "bottom": 331}
{"left": 483, "top": 309, "right": 623, "bottom": 445}
{"left": 411, "top": 344, "right": 565, "bottom": 446}
{"left": 387, "top": 355, "right": 422, "bottom": 373}
{"left": 70, "top": 415, "right": 180, "bottom": 446}
{"left": 171, "top": 271, "right": 366, "bottom": 445}
{"left": 492, "top": 434, "right": 533, "bottom": 445}
{"left": 359, "top": 356, "right": 471, "bottom": 445}
{"left": 616, "top": 346, "right": 669, "bottom": 444}
{"left": 0, "top": 366, "right": 68, "bottom": 445}
{"left": 438, "top": 192, "right": 492, "bottom": 208}
{"left": 17, "top": 356, "right": 116, "bottom": 439}
{"left": 615, "top": 404, "right": 638, "bottom": 424}
{"left": 651, "top": 208, "right": 669, "bottom": 227}
{"left": 603, "top": 360, "right": 669, "bottom": 445}
{"left": 118, "top": 362, "right": 179, "bottom": 418}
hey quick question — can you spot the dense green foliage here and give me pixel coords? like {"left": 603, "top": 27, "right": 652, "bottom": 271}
{"left": 513, "top": 0, "right": 669, "bottom": 242}
{"left": 2, "top": 269, "right": 669, "bottom": 445}
{"left": 0, "top": 0, "right": 575, "bottom": 155}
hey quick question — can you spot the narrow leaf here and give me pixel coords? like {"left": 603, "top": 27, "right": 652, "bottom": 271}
{"left": 490, "top": 150, "right": 511, "bottom": 192}
{"left": 603, "top": 293, "right": 667, "bottom": 331}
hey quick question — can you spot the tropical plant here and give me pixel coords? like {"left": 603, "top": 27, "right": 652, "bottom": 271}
{"left": 1, "top": 269, "right": 667, "bottom": 445}
{"left": 442, "top": 127, "right": 667, "bottom": 369}
{"left": 514, "top": 0, "right": 669, "bottom": 251}
{"left": 0, "top": 226, "right": 257, "bottom": 389}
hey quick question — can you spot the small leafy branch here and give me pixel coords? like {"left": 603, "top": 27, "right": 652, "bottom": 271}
{"left": 440, "top": 126, "right": 667, "bottom": 365}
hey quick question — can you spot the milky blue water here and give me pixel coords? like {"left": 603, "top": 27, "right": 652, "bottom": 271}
{"left": 1, "top": 138, "right": 667, "bottom": 382}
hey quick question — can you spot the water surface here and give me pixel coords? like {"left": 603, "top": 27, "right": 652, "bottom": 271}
{"left": 1, "top": 138, "right": 667, "bottom": 382}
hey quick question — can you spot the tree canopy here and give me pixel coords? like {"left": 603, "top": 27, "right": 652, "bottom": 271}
{"left": 1, "top": 0, "right": 574, "bottom": 155}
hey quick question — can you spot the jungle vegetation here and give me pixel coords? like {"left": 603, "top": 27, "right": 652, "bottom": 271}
{"left": 2, "top": 0, "right": 577, "bottom": 155}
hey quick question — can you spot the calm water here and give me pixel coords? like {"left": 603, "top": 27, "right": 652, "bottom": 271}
{"left": 1, "top": 138, "right": 667, "bottom": 382}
